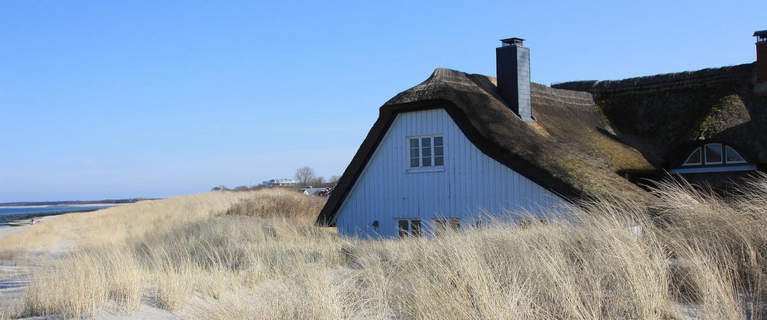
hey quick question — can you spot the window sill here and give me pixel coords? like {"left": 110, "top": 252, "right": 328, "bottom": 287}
{"left": 406, "top": 166, "right": 445, "bottom": 174}
{"left": 669, "top": 164, "right": 757, "bottom": 174}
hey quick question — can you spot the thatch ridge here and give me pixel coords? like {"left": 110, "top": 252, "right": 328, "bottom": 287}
{"left": 553, "top": 63, "right": 754, "bottom": 94}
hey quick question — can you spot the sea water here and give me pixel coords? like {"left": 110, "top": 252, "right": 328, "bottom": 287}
{"left": 0, "top": 206, "right": 113, "bottom": 216}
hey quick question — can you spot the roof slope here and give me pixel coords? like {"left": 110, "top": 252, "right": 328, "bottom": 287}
{"left": 317, "top": 68, "right": 654, "bottom": 225}
{"left": 554, "top": 63, "right": 767, "bottom": 168}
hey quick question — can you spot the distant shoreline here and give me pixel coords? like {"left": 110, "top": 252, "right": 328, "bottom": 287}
{"left": 0, "top": 207, "right": 112, "bottom": 223}
{"left": 0, "top": 198, "right": 156, "bottom": 208}
{"left": 0, "top": 203, "right": 130, "bottom": 209}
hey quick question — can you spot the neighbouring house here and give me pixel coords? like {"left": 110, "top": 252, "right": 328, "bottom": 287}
{"left": 262, "top": 179, "right": 297, "bottom": 187}
{"left": 316, "top": 32, "right": 767, "bottom": 238}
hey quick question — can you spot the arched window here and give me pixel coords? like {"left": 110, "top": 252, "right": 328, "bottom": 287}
{"left": 671, "top": 142, "right": 755, "bottom": 174}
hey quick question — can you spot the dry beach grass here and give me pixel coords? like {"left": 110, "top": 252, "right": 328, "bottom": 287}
{"left": 1, "top": 176, "right": 767, "bottom": 318}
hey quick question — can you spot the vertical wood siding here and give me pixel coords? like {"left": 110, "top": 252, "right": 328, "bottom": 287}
{"left": 335, "top": 108, "right": 567, "bottom": 238}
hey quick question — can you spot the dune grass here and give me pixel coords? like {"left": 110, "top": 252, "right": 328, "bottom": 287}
{"left": 0, "top": 190, "right": 265, "bottom": 256}
{"left": 2, "top": 175, "right": 767, "bottom": 318}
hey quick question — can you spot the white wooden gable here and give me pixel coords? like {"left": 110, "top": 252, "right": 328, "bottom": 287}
{"left": 334, "top": 108, "right": 566, "bottom": 237}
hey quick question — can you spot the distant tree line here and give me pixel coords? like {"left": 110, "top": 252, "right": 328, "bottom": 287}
{"left": 294, "top": 166, "right": 339, "bottom": 188}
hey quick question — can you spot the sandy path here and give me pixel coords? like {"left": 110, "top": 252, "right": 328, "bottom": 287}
{"left": 0, "top": 216, "right": 61, "bottom": 317}
{"left": 0, "top": 215, "right": 185, "bottom": 319}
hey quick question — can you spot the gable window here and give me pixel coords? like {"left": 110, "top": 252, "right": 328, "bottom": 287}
{"left": 671, "top": 142, "right": 756, "bottom": 174}
{"left": 398, "top": 219, "right": 421, "bottom": 238}
{"left": 434, "top": 218, "right": 460, "bottom": 236}
{"left": 409, "top": 135, "right": 443, "bottom": 168}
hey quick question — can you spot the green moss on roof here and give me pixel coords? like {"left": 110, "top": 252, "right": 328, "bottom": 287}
{"left": 588, "top": 66, "right": 764, "bottom": 166}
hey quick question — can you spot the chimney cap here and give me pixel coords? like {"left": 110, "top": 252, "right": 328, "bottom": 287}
{"left": 755, "top": 30, "right": 767, "bottom": 40}
{"left": 500, "top": 38, "right": 525, "bottom": 46}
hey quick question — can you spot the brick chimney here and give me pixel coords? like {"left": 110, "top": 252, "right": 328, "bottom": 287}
{"left": 756, "top": 30, "right": 767, "bottom": 81}
{"left": 496, "top": 38, "right": 533, "bottom": 121}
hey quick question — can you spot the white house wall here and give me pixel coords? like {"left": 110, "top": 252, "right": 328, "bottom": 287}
{"left": 335, "top": 108, "right": 566, "bottom": 237}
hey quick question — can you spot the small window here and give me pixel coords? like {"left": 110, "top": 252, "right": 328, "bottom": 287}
{"left": 705, "top": 144, "right": 723, "bottom": 165}
{"left": 435, "top": 218, "right": 460, "bottom": 236}
{"left": 671, "top": 142, "right": 756, "bottom": 174}
{"left": 408, "top": 135, "right": 444, "bottom": 168}
{"left": 398, "top": 220, "right": 408, "bottom": 238}
{"left": 683, "top": 148, "right": 702, "bottom": 166}
{"left": 412, "top": 220, "right": 422, "bottom": 237}
{"left": 398, "top": 219, "right": 422, "bottom": 238}
{"left": 725, "top": 146, "right": 746, "bottom": 164}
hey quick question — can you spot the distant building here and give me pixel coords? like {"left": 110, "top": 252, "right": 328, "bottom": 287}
{"left": 262, "top": 179, "right": 297, "bottom": 187}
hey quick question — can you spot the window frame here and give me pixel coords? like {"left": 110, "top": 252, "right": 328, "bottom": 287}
{"left": 397, "top": 219, "right": 422, "bottom": 238}
{"left": 670, "top": 142, "right": 756, "bottom": 174}
{"left": 434, "top": 218, "right": 460, "bottom": 237}
{"left": 407, "top": 134, "right": 445, "bottom": 172}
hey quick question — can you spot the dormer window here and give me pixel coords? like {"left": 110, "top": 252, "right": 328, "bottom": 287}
{"left": 672, "top": 142, "right": 756, "bottom": 174}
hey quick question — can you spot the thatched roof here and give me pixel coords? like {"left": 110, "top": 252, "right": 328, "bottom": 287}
{"left": 554, "top": 63, "right": 767, "bottom": 168}
{"left": 317, "top": 68, "right": 657, "bottom": 225}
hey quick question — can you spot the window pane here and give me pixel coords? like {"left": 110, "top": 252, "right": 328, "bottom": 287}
{"left": 434, "top": 146, "right": 443, "bottom": 157}
{"left": 683, "top": 148, "right": 701, "bottom": 166}
{"left": 726, "top": 146, "right": 746, "bottom": 163}
{"left": 435, "top": 156, "right": 444, "bottom": 166}
{"left": 422, "top": 146, "right": 431, "bottom": 157}
{"left": 434, "top": 136, "right": 443, "bottom": 147}
{"left": 398, "top": 220, "right": 409, "bottom": 238}
{"left": 421, "top": 137, "right": 431, "bottom": 147}
{"left": 410, "top": 139, "right": 419, "bottom": 148}
{"left": 422, "top": 157, "right": 431, "bottom": 166}
{"left": 705, "top": 144, "right": 722, "bottom": 164}
{"left": 410, "top": 148, "right": 419, "bottom": 158}
{"left": 410, "top": 158, "right": 420, "bottom": 167}
{"left": 411, "top": 220, "right": 421, "bottom": 237}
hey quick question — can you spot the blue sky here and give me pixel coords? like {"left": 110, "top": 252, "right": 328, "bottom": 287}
{"left": 1, "top": 0, "right": 764, "bottom": 202}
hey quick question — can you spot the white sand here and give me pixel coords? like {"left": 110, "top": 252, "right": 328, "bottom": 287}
{"left": 0, "top": 216, "right": 185, "bottom": 319}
